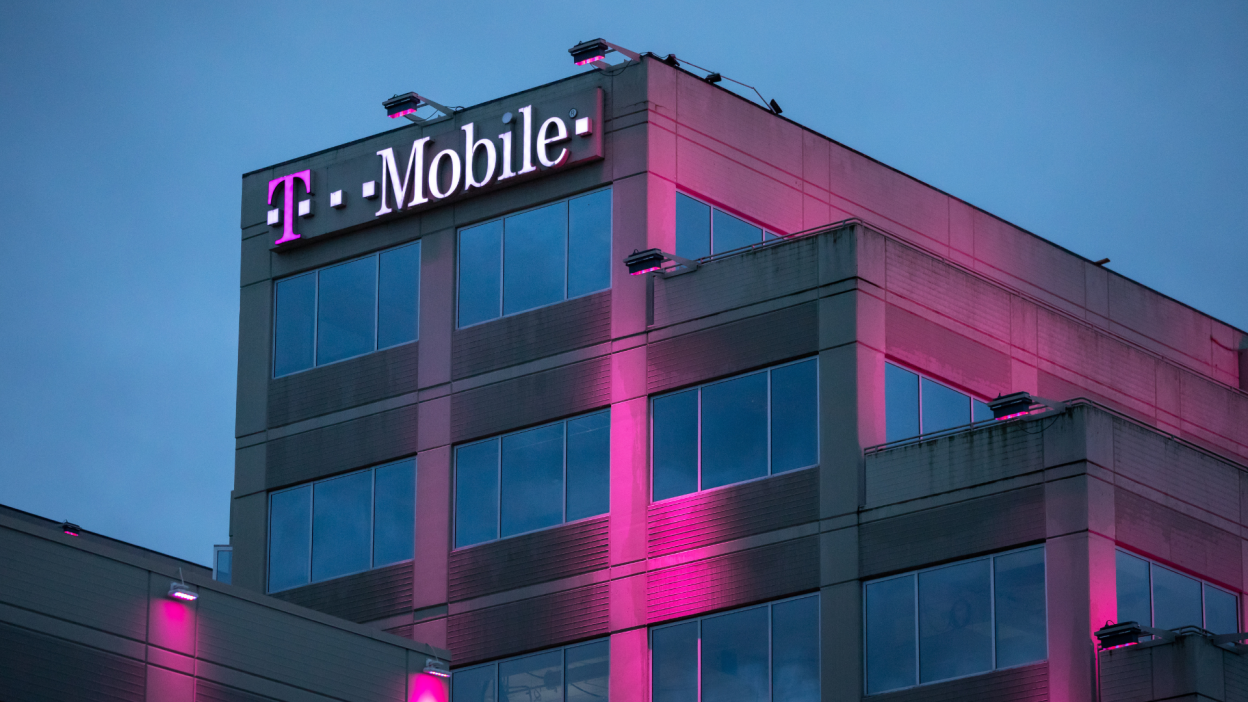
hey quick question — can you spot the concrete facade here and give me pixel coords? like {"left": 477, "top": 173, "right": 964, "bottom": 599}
{"left": 230, "top": 55, "right": 1248, "bottom": 702}
{"left": 0, "top": 505, "right": 450, "bottom": 701}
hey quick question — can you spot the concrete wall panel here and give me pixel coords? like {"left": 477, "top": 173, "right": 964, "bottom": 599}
{"left": 446, "top": 583, "right": 609, "bottom": 665}
{"left": 451, "top": 292, "right": 610, "bottom": 380}
{"left": 449, "top": 356, "right": 611, "bottom": 443}
{"left": 267, "top": 342, "right": 419, "bottom": 428}
{"left": 448, "top": 516, "right": 608, "bottom": 602}
{"left": 268, "top": 562, "right": 412, "bottom": 623}
{"left": 265, "top": 404, "right": 419, "bottom": 490}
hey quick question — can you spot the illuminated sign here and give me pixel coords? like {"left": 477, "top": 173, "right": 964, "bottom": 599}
{"left": 261, "top": 88, "right": 603, "bottom": 247}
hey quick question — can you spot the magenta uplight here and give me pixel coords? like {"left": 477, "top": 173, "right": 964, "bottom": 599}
{"left": 630, "top": 265, "right": 661, "bottom": 276}
{"left": 995, "top": 411, "right": 1030, "bottom": 421}
{"left": 168, "top": 582, "right": 199, "bottom": 602}
{"left": 574, "top": 55, "right": 605, "bottom": 66}
{"left": 390, "top": 108, "right": 418, "bottom": 119}
{"left": 61, "top": 521, "right": 80, "bottom": 536}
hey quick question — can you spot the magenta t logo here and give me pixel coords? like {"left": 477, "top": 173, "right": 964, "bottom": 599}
{"left": 268, "top": 170, "right": 312, "bottom": 245}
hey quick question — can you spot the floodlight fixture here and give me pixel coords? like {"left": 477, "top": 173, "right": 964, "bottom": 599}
{"left": 168, "top": 582, "right": 199, "bottom": 602}
{"left": 569, "top": 38, "right": 640, "bottom": 69}
{"left": 383, "top": 92, "right": 453, "bottom": 124}
{"left": 423, "top": 658, "right": 451, "bottom": 678}
{"left": 769, "top": 99, "right": 783, "bottom": 115}
{"left": 624, "top": 248, "right": 699, "bottom": 278}
{"left": 987, "top": 391, "right": 1065, "bottom": 421}
{"left": 61, "top": 521, "right": 80, "bottom": 537}
{"left": 704, "top": 72, "right": 723, "bottom": 84}
{"left": 1093, "top": 621, "right": 1174, "bottom": 650}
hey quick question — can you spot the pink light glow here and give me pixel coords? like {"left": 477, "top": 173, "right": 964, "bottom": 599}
{"left": 63, "top": 528, "right": 79, "bottom": 536}
{"left": 170, "top": 590, "right": 197, "bottom": 602}
{"left": 575, "top": 55, "right": 605, "bottom": 66}
{"left": 390, "top": 108, "right": 418, "bottom": 119}
{"left": 995, "top": 411, "right": 1030, "bottom": 421}
{"left": 410, "top": 672, "right": 450, "bottom": 702}
{"left": 630, "top": 266, "right": 661, "bottom": 276}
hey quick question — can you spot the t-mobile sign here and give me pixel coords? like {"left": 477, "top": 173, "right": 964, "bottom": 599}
{"left": 259, "top": 88, "right": 604, "bottom": 247}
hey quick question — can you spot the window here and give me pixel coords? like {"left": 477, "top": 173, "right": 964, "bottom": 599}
{"left": 452, "top": 640, "right": 609, "bottom": 702}
{"left": 213, "top": 545, "right": 232, "bottom": 584}
{"left": 455, "top": 410, "right": 610, "bottom": 548}
{"left": 885, "top": 362, "right": 993, "bottom": 442}
{"left": 675, "top": 193, "right": 779, "bottom": 259}
{"left": 1116, "top": 550, "right": 1238, "bottom": 635}
{"left": 458, "top": 189, "right": 612, "bottom": 328}
{"left": 267, "top": 459, "right": 415, "bottom": 592}
{"left": 652, "top": 595, "right": 819, "bottom": 702}
{"left": 652, "top": 358, "right": 818, "bottom": 501}
{"left": 273, "top": 242, "right": 421, "bottom": 377}
{"left": 864, "top": 546, "right": 1047, "bottom": 694}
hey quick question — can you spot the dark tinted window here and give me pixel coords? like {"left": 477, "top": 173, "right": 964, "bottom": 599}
{"left": 377, "top": 243, "right": 420, "bottom": 349}
{"left": 458, "top": 190, "right": 612, "bottom": 327}
{"left": 652, "top": 595, "right": 819, "bottom": 702}
{"left": 1115, "top": 550, "right": 1237, "bottom": 634}
{"left": 273, "top": 243, "right": 420, "bottom": 377}
{"left": 456, "top": 410, "right": 610, "bottom": 548}
{"left": 653, "top": 359, "right": 818, "bottom": 500}
{"left": 865, "top": 547, "right": 1046, "bottom": 694}
{"left": 455, "top": 641, "right": 609, "bottom": 702}
{"left": 273, "top": 273, "right": 316, "bottom": 377}
{"left": 267, "top": 460, "right": 416, "bottom": 592}
{"left": 503, "top": 203, "right": 566, "bottom": 316}
{"left": 886, "top": 362, "right": 986, "bottom": 441}
{"left": 568, "top": 190, "right": 613, "bottom": 298}
{"left": 675, "top": 193, "right": 711, "bottom": 259}
{"left": 712, "top": 208, "right": 763, "bottom": 254}
{"left": 458, "top": 220, "right": 503, "bottom": 327}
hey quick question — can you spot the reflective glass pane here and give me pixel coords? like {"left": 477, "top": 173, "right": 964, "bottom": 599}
{"left": 1116, "top": 551, "right": 1152, "bottom": 627}
{"left": 919, "top": 559, "right": 992, "bottom": 683}
{"left": 377, "top": 243, "right": 420, "bottom": 349}
{"left": 1152, "top": 566, "right": 1202, "bottom": 630}
{"left": 500, "top": 650, "right": 562, "bottom": 702}
{"left": 885, "top": 364, "right": 920, "bottom": 442}
{"left": 652, "top": 390, "right": 699, "bottom": 501}
{"left": 1205, "top": 585, "right": 1239, "bottom": 635}
{"left": 652, "top": 622, "right": 698, "bottom": 702}
{"left": 921, "top": 378, "right": 970, "bottom": 434}
{"left": 501, "top": 423, "right": 564, "bottom": 538}
{"left": 972, "top": 399, "right": 994, "bottom": 423}
{"left": 566, "top": 412, "right": 610, "bottom": 522}
{"left": 994, "top": 548, "right": 1047, "bottom": 668}
{"left": 268, "top": 486, "right": 311, "bottom": 591}
{"left": 566, "top": 640, "right": 609, "bottom": 702}
{"left": 273, "top": 273, "right": 316, "bottom": 377}
{"left": 568, "top": 190, "right": 612, "bottom": 298}
{"left": 373, "top": 460, "right": 415, "bottom": 567}
{"left": 453, "top": 665, "right": 497, "bottom": 702}
{"left": 712, "top": 209, "right": 762, "bottom": 254}
{"left": 773, "top": 596, "right": 820, "bottom": 702}
{"left": 675, "top": 194, "right": 710, "bottom": 260}
{"left": 865, "top": 575, "right": 916, "bottom": 694}
{"left": 503, "top": 202, "right": 567, "bottom": 316}
{"left": 701, "top": 372, "right": 768, "bottom": 490}
{"left": 456, "top": 440, "right": 500, "bottom": 547}
{"left": 311, "top": 471, "right": 372, "bottom": 582}
{"left": 702, "top": 606, "right": 769, "bottom": 702}
{"left": 215, "top": 549, "right": 232, "bottom": 585}
{"left": 317, "top": 257, "right": 377, "bottom": 365}
{"left": 771, "top": 360, "right": 818, "bottom": 473}
{"left": 459, "top": 221, "right": 503, "bottom": 327}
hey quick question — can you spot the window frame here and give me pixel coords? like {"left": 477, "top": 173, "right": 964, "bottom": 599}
{"left": 271, "top": 240, "right": 421, "bottom": 378}
{"left": 648, "top": 593, "right": 821, "bottom": 702}
{"left": 266, "top": 458, "right": 416, "bottom": 593}
{"left": 1116, "top": 548, "right": 1240, "bottom": 633}
{"left": 884, "top": 360, "right": 994, "bottom": 441}
{"left": 455, "top": 187, "right": 613, "bottom": 330}
{"left": 649, "top": 357, "right": 820, "bottom": 503}
{"left": 450, "top": 638, "right": 610, "bottom": 702}
{"left": 675, "top": 191, "right": 781, "bottom": 257}
{"left": 861, "top": 544, "right": 1048, "bottom": 694}
{"left": 452, "top": 409, "right": 612, "bottom": 550}
{"left": 212, "top": 544, "right": 232, "bottom": 584}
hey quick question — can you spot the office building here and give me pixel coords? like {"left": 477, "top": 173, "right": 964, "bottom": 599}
{"left": 230, "top": 50, "right": 1248, "bottom": 702}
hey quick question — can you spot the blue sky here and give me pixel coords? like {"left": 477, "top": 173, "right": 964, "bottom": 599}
{"left": 2, "top": 1, "right": 1244, "bottom": 564}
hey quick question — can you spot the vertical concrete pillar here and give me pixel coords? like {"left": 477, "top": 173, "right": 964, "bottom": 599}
{"left": 418, "top": 227, "right": 455, "bottom": 390}
{"left": 413, "top": 446, "right": 450, "bottom": 611}
{"left": 610, "top": 629, "right": 650, "bottom": 702}
{"left": 822, "top": 581, "right": 862, "bottom": 702}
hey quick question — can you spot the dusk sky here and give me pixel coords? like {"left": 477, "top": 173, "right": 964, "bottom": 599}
{"left": 2, "top": 1, "right": 1244, "bottom": 565}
